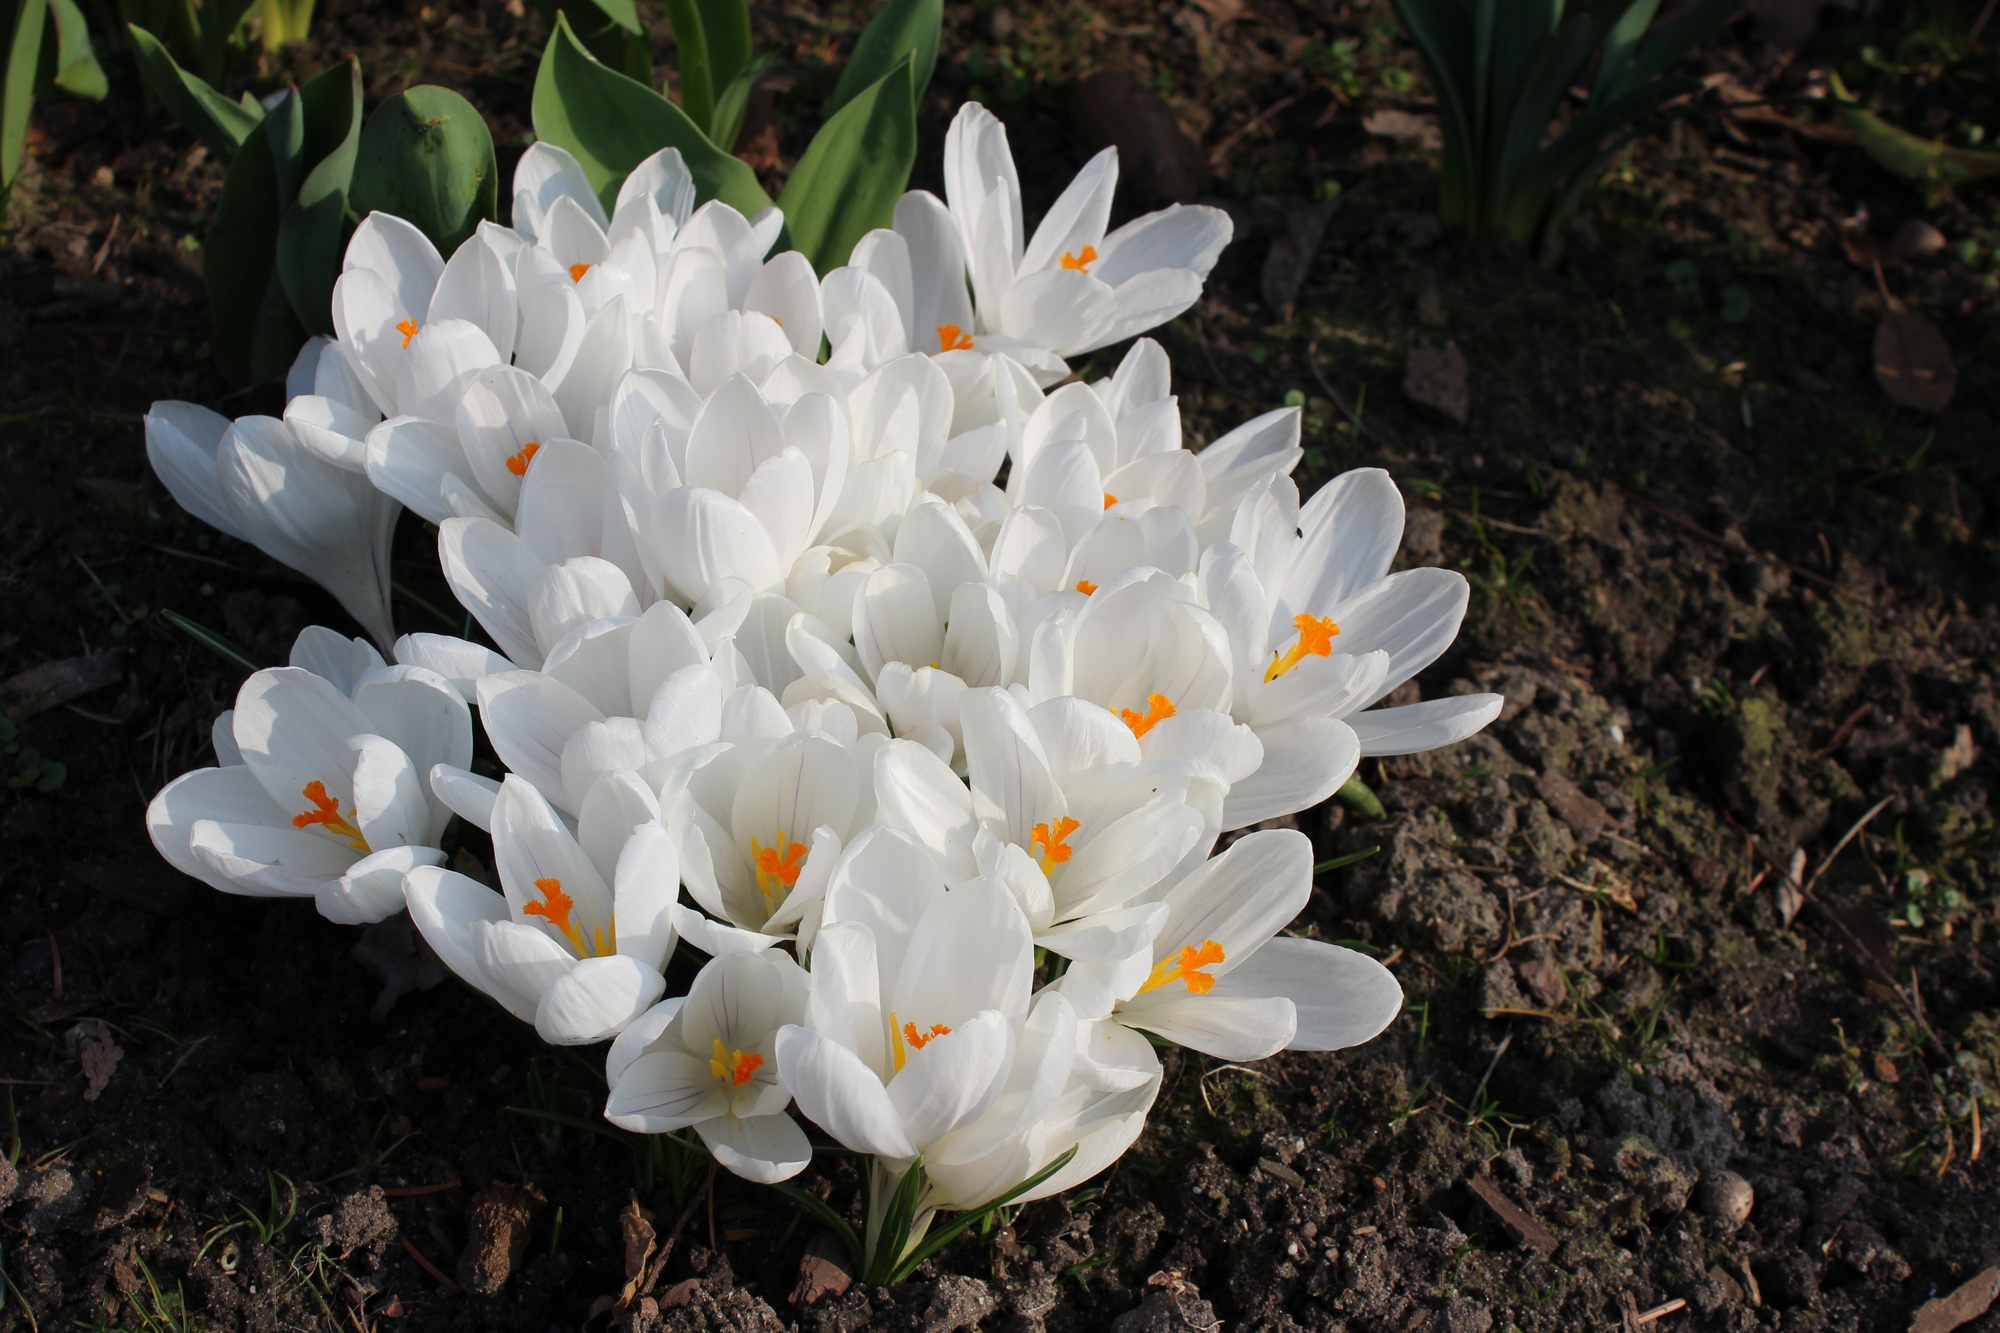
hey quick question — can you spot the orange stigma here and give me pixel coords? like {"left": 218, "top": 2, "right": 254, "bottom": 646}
{"left": 1059, "top": 245, "right": 1098, "bottom": 272}
{"left": 1102, "top": 492, "right": 1118, "bottom": 509}
{"left": 888, "top": 1011, "right": 952, "bottom": 1071}
{"left": 710, "top": 1038, "right": 764, "bottom": 1088}
{"left": 751, "top": 833, "right": 809, "bottom": 901}
{"left": 523, "top": 877, "right": 594, "bottom": 956}
{"left": 1075, "top": 580, "right": 1098, "bottom": 596}
{"left": 505, "top": 441, "right": 540, "bottom": 477}
{"left": 1139, "top": 939, "right": 1226, "bottom": 995}
{"left": 291, "top": 780, "right": 369, "bottom": 852}
{"left": 1031, "top": 816, "right": 1080, "bottom": 874}
{"left": 395, "top": 318, "right": 419, "bottom": 348}
{"left": 1120, "top": 693, "right": 1176, "bottom": 739}
{"left": 903, "top": 1021, "right": 950, "bottom": 1050}
{"left": 936, "top": 323, "right": 974, "bottom": 352}
{"left": 1265, "top": 614, "right": 1340, "bottom": 682}
{"left": 568, "top": 262, "right": 593, "bottom": 282}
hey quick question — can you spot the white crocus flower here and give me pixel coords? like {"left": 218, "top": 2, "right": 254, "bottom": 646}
{"left": 403, "top": 771, "right": 677, "bottom": 1044}
{"left": 365, "top": 363, "right": 579, "bottom": 527}
{"left": 920, "top": 1017, "right": 1162, "bottom": 1213}
{"left": 146, "top": 628, "right": 469, "bottom": 924}
{"left": 281, "top": 334, "right": 383, "bottom": 473}
{"left": 145, "top": 404, "right": 400, "bottom": 649}
{"left": 1201, "top": 468, "right": 1505, "bottom": 790}
{"left": 330, "top": 214, "right": 520, "bottom": 421}
{"left": 928, "top": 103, "right": 1232, "bottom": 379}
{"left": 1059, "top": 829, "right": 1404, "bottom": 1061}
{"left": 1030, "top": 566, "right": 1356, "bottom": 830}
{"left": 604, "top": 951, "right": 814, "bottom": 1183}
{"left": 774, "top": 842, "right": 1034, "bottom": 1170}
{"left": 874, "top": 689, "right": 1233, "bottom": 965}
{"left": 669, "top": 729, "right": 874, "bottom": 956}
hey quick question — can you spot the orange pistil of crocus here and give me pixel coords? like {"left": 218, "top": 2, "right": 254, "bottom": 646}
{"left": 904, "top": 1020, "right": 950, "bottom": 1050}
{"left": 505, "top": 441, "right": 541, "bottom": 477}
{"left": 568, "top": 262, "right": 593, "bottom": 283}
{"left": 751, "top": 833, "right": 809, "bottom": 901}
{"left": 1075, "top": 580, "right": 1098, "bottom": 596}
{"left": 395, "top": 318, "right": 419, "bottom": 348}
{"left": 291, "top": 780, "right": 369, "bottom": 852}
{"left": 523, "top": 876, "right": 588, "bottom": 955}
{"left": 887, "top": 1010, "right": 952, "bottom": 1072}
{"left": 1120, "top": 693, "right": 1176, "bottom": 739}
{"left": 936, "top": 323, "right": 975, "bottom": 352}
{"left": 1059, "top": 245, "right": 1098, "bottom": 272}
{"left": 1031, "top": 816, "right": 1080, "bottom": 874}
{"left": 1264, "top": 613, "right": 1340, "bottom": 682}
{"left": 1138, "top": 939, "right": 1226, "bottom": 995}
{"left": 1102, "top": 492, "right": 1118, "bottom": 509}
{"left": 710, "top": 1038, "right": 764, "bottom": 1088}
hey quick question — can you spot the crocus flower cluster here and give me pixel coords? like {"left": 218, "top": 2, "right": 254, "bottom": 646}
{"left": 146, "top": 103, "right": 1500, "bottom": 1265}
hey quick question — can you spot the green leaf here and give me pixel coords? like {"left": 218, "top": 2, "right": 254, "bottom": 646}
{"left": 829, "top": 0, "right": 938, "bottom": 115}
{"left": 533, "top": 0, "right": 649, "bottom": 82}
{"left": 661, "top": 0, "right": 713, "bottom": 131}
{"left": 350, "top": 84, "right": 498, "bottom": 254}
{"left": 205, "top": 94, "right": 306, "bottom": 381}
{"left": 770, "top": 1181, "right": 861, "bottom": 1267}
{"left": 44, "top": 0, "right": 105, "bottom": 99}
{"left": 1828, "top": 73, "right": 2000, "bottom": 187}
{"left": 885, "top": 1146, "right": 1080, "bottom": 1285}
{"left": 3, "top": 0, "right": 49, "bottom": 191}
{"left": 707, "top": 54, "right": 767, "bottom": 152}
{"left": 275, "top": 57, "right": 361, "bottom": 336}
{"left": 532, "top": 11, "right": 772, "bottom": 218}
{"left": 694, "top": 0, "right": 749, "bottom": 92}
{"left": 127, "top": 21, "right": 264, "bottom": 161}
{"left": 256, "top": 0, "right": 314, "bottom": 49}
{"left": 158, "top": 609, "right": 265, "bottom": 673}
{"left": 197, "top": 0, "right": 254, "bottom": 85}
{"left": 1334, "top": 774, "right": 1385, "bottom": 820}
{"left": 778, "top": 52, "right": 915, "bottom": 274}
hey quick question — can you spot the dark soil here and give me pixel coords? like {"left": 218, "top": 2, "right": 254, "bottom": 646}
{"left": 3, "top": 2, "right": 1998, "bottom": 1331}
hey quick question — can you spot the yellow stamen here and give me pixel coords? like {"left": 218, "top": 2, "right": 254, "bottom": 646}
{"left": 750, "top": 833, "right": 809, "bottom": 902}
{"left": 936, "top": 323, "right": 974, "bottom": 352}
{"left": 523, "top": 877, "right": 593, "bottom": 957}
{"left": 1075, "top": 580, "right": 1098, "bottom": 596}
{"left": 1060, "top": 245, "right": 1098, "bottom": 273}
{"left": 568, "top": 261, "right": 592, "bottom": 282}
{"left": 709, "top": 1037, "right": 764, "bottom": 1087}
{"left": 1120, "top": 693, "right": 1176, "bottom": 739}
{"left": 1138, "top": 939, "right": 1225, "bottom": 995}
{"left": 395, "top": 318, "right": 419, "bottom": 348}
{"left": 1264, "top": 614, "right": 1340, "bottom": 682}
{"left": 291, "top": 780, "right": 370, "bottom": 852}
{"left": 505, "top": 441, "right": 540, "bottom": 477}
{"left": 1031, "top": 816, "right": 1079, "bottom": 874}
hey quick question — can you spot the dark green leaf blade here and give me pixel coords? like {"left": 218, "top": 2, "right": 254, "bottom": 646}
{"left": 779, "top": 52, "right": 915, "bottom": 274}
{"left": 276, "top": 57, "right": 362, "bottom": 336}
{"left": 829, "top": 0, "right": 938, "bottom": 115}
{"left": 661, "top": 0, "right": 713, "bottom": 131}
{"left": 531, "top": 11, "right": 772, "bottom": 218}
{"left": 206, "top": 110, "right": 307, "bottom": 381}
{"left": 693, "top": 0, "right": 750, "bottom": 92}
{"left": 3, "top": 0, "right": 48, "bottom": 190}
{"left": 350, "top": 84, "right": 499, "bottom": 254}
{"left": 46, "top": 0, "right": 106, "bottom": 99}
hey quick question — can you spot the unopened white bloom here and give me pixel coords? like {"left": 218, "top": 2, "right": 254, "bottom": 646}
{"left": 146, "top": 628, "right": 469, "bottom": 923}
{"left": 404, "top": 771, "right": 677, "bottom": 1043}
{"left": 145, "top": 404, "right": 400, "bottom": 648}
{"left": 1059, "top": 829, "right": 1404, "bottom": 1061}
{"left": 605, "top": 951, "right": 813, "bottom": 1183}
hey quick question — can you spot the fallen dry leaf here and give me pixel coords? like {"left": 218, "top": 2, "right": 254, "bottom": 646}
{"left": 1874, "top": 298, "right": 1956, "bottom": 412}
{"left": 1403, "top": 341, "right": 1470, "bottom": 426}
{"left": 1909, "top": 1266, "right": 2000, "bottom": 1333}
{"left": 791, "top": 1230, "right": 854, "bottom": 1306}
{"left": 1362, "top": 108, "right": 1442, "bottom": 150}
{"left": 0, "top": 652, "right": 120, "bottom": 718}
{"left": 81, "top": 1022, "right": 123, "bottom": 1102}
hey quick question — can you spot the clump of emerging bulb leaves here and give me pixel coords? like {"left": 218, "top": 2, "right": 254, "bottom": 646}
{"left": 145, "top": 90, "right": 1503, "bottom": 1283}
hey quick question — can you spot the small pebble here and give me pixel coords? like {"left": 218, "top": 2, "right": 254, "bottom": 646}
{"left": 1697, "top": 1168, "right": 1755, "bottom": 1229}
